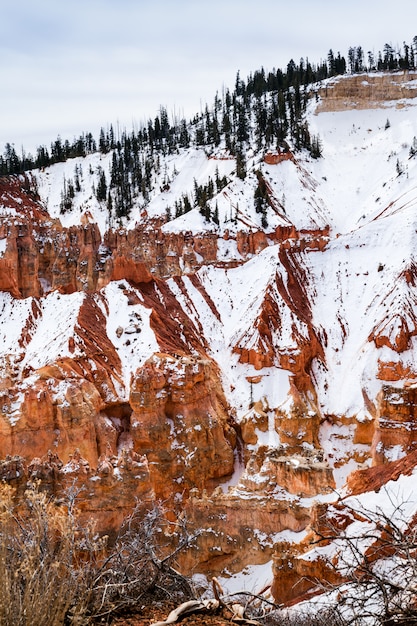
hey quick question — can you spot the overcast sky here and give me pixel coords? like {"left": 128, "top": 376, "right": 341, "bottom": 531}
{"left": 1, "top": 0, "right": 416, "bottom": 155}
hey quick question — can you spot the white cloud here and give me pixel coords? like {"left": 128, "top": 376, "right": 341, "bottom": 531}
{"left": 0, "top": 0, "right": 415, "bottom": 153}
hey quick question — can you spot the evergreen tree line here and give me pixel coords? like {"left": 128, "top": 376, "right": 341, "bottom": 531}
{"left": 80, "top": 74, "right": 320, "bottom": 220}
{"left": 344, "top": 38, "right": 417, "bottom": 74}
{"left": 1, "top": 36, "right": 416, "bottom": 223}
{"left": 1, "top": 35, "right": 416, "bottom": 180}
{"left": 169, "top": 166, "right": 227, "bottom": 225}
{"left": 0, "top": 133, "right": 97, "bottom": 176}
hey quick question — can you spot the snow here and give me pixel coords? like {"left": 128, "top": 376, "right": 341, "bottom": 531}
{"left": 301, "top": 467, "right": 417, "bottom": 574}
{"left": 99, "top": 282, "right": 159, "bottom": 395}
{"left": 214, "top": 560, "right": 274, "bottom": 596}
{"left": 3, "top": 74, "right": 417, "bottom": 600}
{"left": 345, "top": 469, "right": 417, "bottom": 528}
{"left": 34, "top": 153, "right": 114, "bottom": 235}
{"left": 0, "top": 292, "right": 34, "bottom": 357}
{"left": 9, "top": 79, "right": 417, "bottom": 464}
{"left": 308, "top": 99, "right": 417, "bottom": 234}
{"left": 167, "top": 251, "right": 294, "bottom": 421}
{"left": 1, "top": 77, "right": 416, "bottom": 454}
{"left": 21, "top": 291, "right": 85, "bottom": 370}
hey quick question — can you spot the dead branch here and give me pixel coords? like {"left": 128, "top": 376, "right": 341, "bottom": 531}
{"left": 150, "top": 599, "right": 220, "bottom": 625}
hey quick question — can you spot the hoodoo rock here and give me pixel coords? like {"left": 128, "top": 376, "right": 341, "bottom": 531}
{"left": 371, "top": 383, "right": 417, "bottom": 464}
{"left": 2, "top": 72, "right": 417, "bottom": 611}
{"left": 130, "top": 353, "right": 236, "bottom": 501}
{"left": 0, "top": 375, "right": 103, "bottom": 467}
{"left": 0, "top": 449, "right": 154, "bottom": 537}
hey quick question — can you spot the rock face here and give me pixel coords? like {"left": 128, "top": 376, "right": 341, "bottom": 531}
{"left": 2, "top": 72, "right": 417, "bottom": 607}
{"left": 0, "top": 172, "right": 338, "bottom": 580}
{"left": 0, "top": 374, "right": 103, "bottom": 467}
{"left": 129, "top": 353, "right": 236, "bottom": 500}
{"left": 371, "top": 384, "right": 417, "bottom": 464}
{"left": 316, "top": 71, "right": 417, "bottom": 112}
{"left": 0, "top": 450, "right": 154, "bottom": 537}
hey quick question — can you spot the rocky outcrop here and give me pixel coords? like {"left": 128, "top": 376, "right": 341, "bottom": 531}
{"left": 0, "top": 175, "right": 330, "bottom": 301}
{"left": 181, "top": 488, "right": 311, "bottom": 577}
{"left": 177, "top": 440, "right": 334, "bottom": 577}
{"left": 271, "top": 541, "right": 343, "bottom": 605}
{"left": 0, "top": 449, "right": 153, "bottom": 537}
{"left": 3, "top": 78, "right": 417, "bottom": 610}
{"left": 369, "top": 264, "right": 417, "bottom": 353}
{"left": 129, "top": 353, "right": 236, "bottom": 501}
{"left": 264, "top": 151, "right": 295, "bottom": 165}
{"left": 0, "top": 375, "right": 103, "bottom": 467}
{"left": 317, "top": 72, "right": 417, "bottom": 112}
{"left": 346, "top": 448, "right": 417, "bottom": 496}
{"left": 371, "top": 384, "right": 417, "bottom": 464}
{"left": 0, "top": 173, "right": 337, "bottom": 594}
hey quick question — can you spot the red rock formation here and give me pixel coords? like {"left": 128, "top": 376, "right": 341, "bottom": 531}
{"left": 271, "top": 450, "right": 417, "bottom": 605}
{"left": 369, "top": 264, "right": 417, "bottom": 353}
{"left": 0, "top": 449, "right": 154, "bottom": 538}
{"left": 347, "top": 448, "right": 417, "bottom": 496}
{"left": 129, "top": 353, "right": 236, "bottom": 501}
{"left": 242, "top": 447, "right": 334, "bottom": 497}
{"left": 181, "top": 488, "right": 312, "bottom": 577}
{"left": 271, "top": 542, "right": 342, "bottom": 605}
{"left": 377, "top": 360, "right": 416, "bottom": 382}
{"left": 0, "top": 374, "right": 104, "bottom": 467}
{"left": 0, "top": 175, "right": 331, "bottom": 302}
{"left": 7, "top": 162, "right": 417, "bottom": 603}
{"left": 371, "top": 384, "right": 417, "bottom": 464}
{"left": 235, "top": 230, "right": 269, "bottom": 256}
{"left": 264, "top": 151, "right": 295, "bottom": 165}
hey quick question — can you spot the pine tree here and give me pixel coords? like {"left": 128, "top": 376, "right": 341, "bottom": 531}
{"left": 213, "top": 202, "right": 219, "bottom": 225}
{"left": 74, "top": 165, "right": 81, "bottom": 192}
{"left": 36, "top": 145, "right": 50, "bottom": 169}
{"left": 396, "top": 158, "right": 404, "bottom": 176}
{"left": 96, "top": 168, "right": 107, "bottom": 202}
{"left": 179, "top": 119, "right": 189, "bottom": 148}
{"left": 310, "top": 135, "right": 323, "bottom": 159}
{"left": 51, "top": 136, "right": 64, "bottom": 163}
{"left": 183, "top": 194, "right": 192, "bottom": 213}
{"left": 59, "top": 176, "right": 74, "bottom": 213}
{"left": 3, "top": 143, "right": 20, "bottom": 174}
{"left": 99, "top": 128, "right": 109, "bottom": 153}
{"left": 235, "top": 146, "right": 246, "bottom": 180}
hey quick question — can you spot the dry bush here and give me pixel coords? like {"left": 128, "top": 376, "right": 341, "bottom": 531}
{"left": 0, "top": 482, "right": 99, "bottom": 625}
{"left": 85, "top": 501, "right": 195, "bottom": 619}
{"left": 0, "top": 483, "right": 194, "bottom": 625}
{"left": 308, "top": 491, "right": 417, "bottom": 625}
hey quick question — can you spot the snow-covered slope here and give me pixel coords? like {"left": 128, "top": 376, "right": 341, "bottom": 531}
{"left": 2, "top": 72, "right": 417, "bottom": 602}
{"left": 2, "top": 72, "right": 417, "bottom": 468}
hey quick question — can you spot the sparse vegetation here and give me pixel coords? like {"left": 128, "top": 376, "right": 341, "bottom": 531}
{"left": 0, "top": 483, "right": 194, "bottom": 625}
{"left": 308, "top": 492, "right": 417, "bottom": 625}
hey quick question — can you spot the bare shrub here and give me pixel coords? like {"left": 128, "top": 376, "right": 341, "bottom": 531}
{"left": 85, "top": 501, "right": 195, "bottom": 619}
{"left": 309, "top": 490, "right": 417, "bottom": 625}
{"left": 0, "top": 482, "right": 100, "bottom": 625}
{"left": 0, "top": 483, "right": 195, "bottom": 625}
